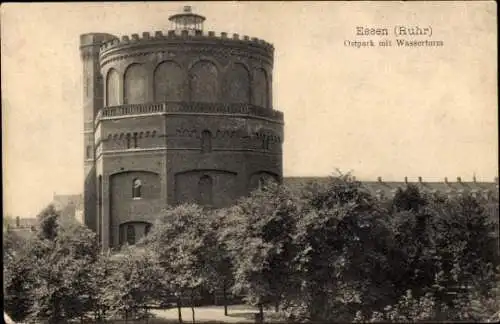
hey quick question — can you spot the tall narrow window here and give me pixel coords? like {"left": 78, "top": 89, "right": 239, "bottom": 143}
{"left": 86, "top": 145, "right": 92, "bottom": 159}
{"left": 126, "top": 134, "right": 131, "bottom": 149}
{"left": 133, "top": 133, "right": 138, "bottom": 148}
{"left": 262, "top": 136, "right": 270, "bottom": 150}
{"left": 126, "top": 224, "right": 135, "bottom": 245}
{"left": 201, "top": 130, "right": 212, "bottom": 153}
{"left": 132, "top": 179, "right": 142, "bottom": 199}
{"left": 198, "top": 175, "right": 213, "bottom": 206}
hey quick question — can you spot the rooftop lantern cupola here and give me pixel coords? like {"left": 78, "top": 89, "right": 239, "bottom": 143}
{"left": 168, "top": 6, "right": 206, "bottom": 34}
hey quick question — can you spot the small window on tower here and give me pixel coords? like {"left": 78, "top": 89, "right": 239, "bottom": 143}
{"left": 132, "top": 179, "right": 142, "bottom": 199}
{"left": 133, "top": 133, "right": 138, "bottom": 148}
{"left": 201, "top": 130, "right": 212, "bottom": 153}
{"left": 86, "top": 145, "right": 92, "bottom": 159}
{"left": 126, "top": 134, "right": 131, "bottom": 149}
{"left": 262, "top": 136, "right": 270, "bottom": 150}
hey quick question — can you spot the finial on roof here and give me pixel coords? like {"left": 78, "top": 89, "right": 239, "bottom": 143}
{"left": 377, "top": 176, "right": 382, "bottom": 183}
{"left": 404, "top": 176, "right": 408, "bottom": 184}
{"left": 418, "top": 176, "right": 422, "bottom": 183}
{"left": 457, "top": 176, "right": 462, "bottom": 183}
{"left": 473, "top": 173, "right": 477, "bottom": 183}
{"left": 184, "top": 5, "right": 192, "bottom": 13}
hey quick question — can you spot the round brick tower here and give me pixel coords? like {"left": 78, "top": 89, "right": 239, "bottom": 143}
{"left": 81, "top": 6, "right": 284, "bottom": 249}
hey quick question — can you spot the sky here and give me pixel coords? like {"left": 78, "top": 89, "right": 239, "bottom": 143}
{"left": 2, "top": 1, "right": 498, "bottom": 217}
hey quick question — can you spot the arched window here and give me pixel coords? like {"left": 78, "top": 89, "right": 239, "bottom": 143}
{"left": 132, "top": 179, "right": 142, "bottom": 198}
{"left": 254, "top": 68, "right": 269, "bottom": 108}
{"left": 201, "top": 130, "right": 212, "bottom": 153}
{"left": 124, "top": 64, "right": 147, "bottom": 104}
{"left": 226, "top": 64, "right": 250, "bottom": 103}
{"left": 106, "top": 69, "right": 120, "bottom": 106}
{"left": 126, "top": 224, "right": 135, "bottom": 245}
{"left": 198, "top": 175, "right": 213, "bottom": 206}
{"left": 190, "top": 61, "right": 219, "bottom": 103}
{"left": 154, "top": 61, "right": 185, "bottom": 102}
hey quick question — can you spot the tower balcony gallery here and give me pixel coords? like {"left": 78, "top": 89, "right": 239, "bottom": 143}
{"left": 79, "top": 6, "right": 284, "bottom": 250}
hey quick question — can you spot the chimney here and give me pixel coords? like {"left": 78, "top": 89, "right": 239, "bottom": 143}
{"left": 473, "top": 174, "right": 477, "bottom": 183}
{"left": 404, "top": 176, "right": 408, "bottom": 184}
{"left": 445, "top": 177, "right": 449, "bottom": 184}
{"left": 457, "top": 176, "right": 462, "bottom": 184}
{"left": 418, "top": 176, "right": 422, "bottom": 183}
{"left": 16, "top": 216, "right": 20, "bottom": 228}
{"left": 377, "top": 176, "right": 382, "bottom": 183}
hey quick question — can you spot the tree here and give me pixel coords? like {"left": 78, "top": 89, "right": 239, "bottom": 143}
{"left": 28, "top": 220, "right": 101, "bottom": 323}
{"left": 36, "top": 204, "right": 60, "bottom": 241}
{"left": 144, "top": 204, "right": 229, "bottom": 323}
{"left": 363, "top": 189, "right": 500, "bottom": 322}
{"left": 100, "top": 246, "right": 165, "bottom": 322}
{"left": 220, "top": 182, "right": 299, "bottom": 323}
{"left": 286, "top": 175, "right": 394, "bottom": 322}
{"left": 3, "top": 235, "right": 37, "bottom": 322}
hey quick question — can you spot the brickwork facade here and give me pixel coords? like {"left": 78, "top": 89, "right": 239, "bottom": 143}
{"left": 80, "top": 9, "right": 284, "bottom": 250}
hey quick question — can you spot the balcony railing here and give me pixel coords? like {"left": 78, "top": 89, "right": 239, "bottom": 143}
{"left": 95, "top": 102, "right": 284, "bottom": 123}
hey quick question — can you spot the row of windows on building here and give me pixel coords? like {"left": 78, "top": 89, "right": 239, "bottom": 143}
{"left": 105, "top": 61, "right": 270, "bottom": 108}
{"left": 85, "top": 130, "right": 273, "bottom": 158}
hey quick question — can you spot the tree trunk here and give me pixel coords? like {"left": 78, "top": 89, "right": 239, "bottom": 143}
{"left": 258, "top": 303, "right": 264, "bottom": 324}
{"left": 177, "top": 295, "right": 183, "bottom": 324}
{"left": 191, "top": 289, "right": 196, "bottom": 323}
{"left": 223, "top": 280, "right": 228, "bottom": 316}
